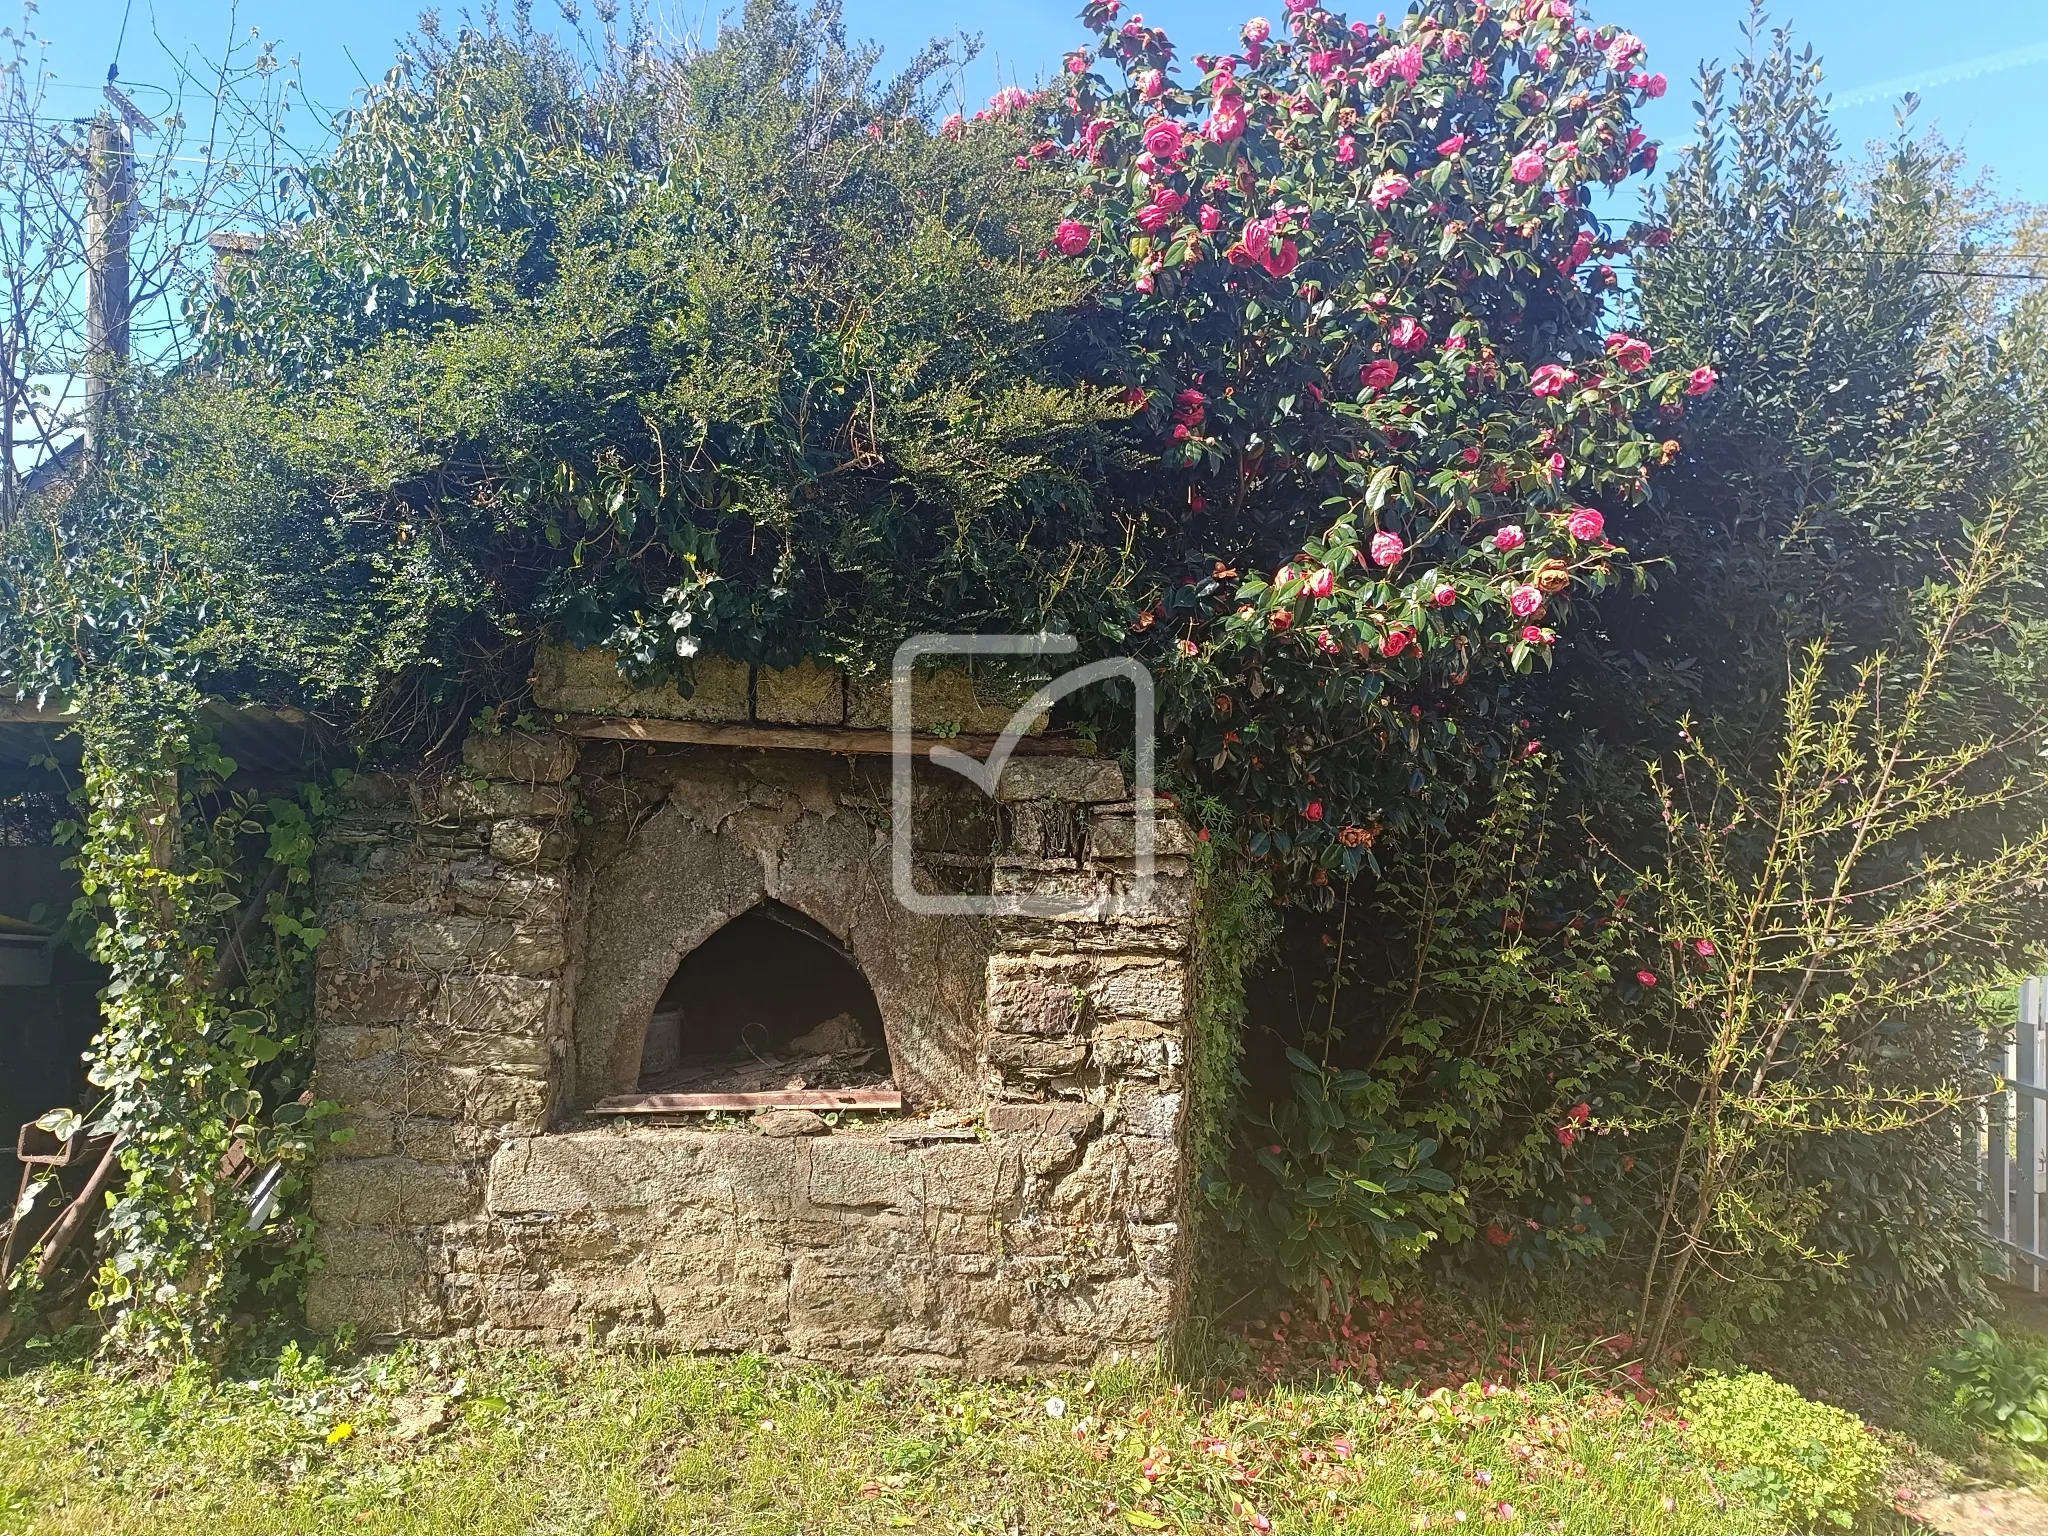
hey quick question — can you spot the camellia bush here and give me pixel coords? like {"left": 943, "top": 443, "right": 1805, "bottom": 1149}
{"left": 1033, "top": 0, "right": 1714, "bottom": 891}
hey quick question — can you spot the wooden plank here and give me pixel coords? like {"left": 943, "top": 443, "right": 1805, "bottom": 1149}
{"left": 590, "top": 1089, "right": 904, "bottom": 1114}
{"left": 557, "top": 715, "right": 1077, "bottom": 758}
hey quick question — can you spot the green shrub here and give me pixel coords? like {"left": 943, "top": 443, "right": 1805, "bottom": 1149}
{"left": 1932, "top": 1326, "right": 2048, "bottom": 1446}
{"left": 1679, "top": 1372, "right": 1892, "bottom": 1531}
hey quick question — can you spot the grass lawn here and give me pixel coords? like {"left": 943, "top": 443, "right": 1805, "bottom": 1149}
{"left": 0, "top": 1333, "right": 1803, "bottom": 1536}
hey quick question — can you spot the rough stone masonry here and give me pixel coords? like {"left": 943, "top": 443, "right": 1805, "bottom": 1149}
{"left": 306, "top": 652, "right": 1200, "bottom": 1374}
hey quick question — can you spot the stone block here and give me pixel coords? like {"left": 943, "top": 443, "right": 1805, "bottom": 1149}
{"left": 328, "top": 1110, "right": 395, "bottom": 1159}
{"left": 789, "top": 1254, "right": 901, "bottom": 1339}
{"left": 917, "top": 1144, "right": 1024, "bottom": 1214}
{"left": 393, "top": 1117, "right": 468, "bottom": 1164}
{"left": 988, "top": 1033, "right": 1089, "bottom": 1076}
{"left": 1054, "top": 1135, "right": 1182, "bottom": 1225}
{"left": 846, "top": 666, "right": 1048, "bottom": 734}
{"left": 404, "top": 1024, "right": 550, "bottom": 1074}
{"left": 987, "top": 1102, "right": 1102, "bottom": 1177}
{"left": 994, "top": 758, "right": 1126, "bottom": 803}
{"left": 490, "top": 818, "right": 575, "bottom": 866}
{"left": 808, "top": 1140, "right": 918, "bottom": 1211}
{"left": 531, "top": 643, "right": 751, "bottom": 722}
{"left": 378, "top": 916, "right": 492, "bottom": 973}
{"left": 444, "top": 779, "right": 573, "bottom": 821}
{"left": 1086, "top": 809, "right": 1192, "bottom": 859}
{"left": 315, "top": 1224, "right": 427, "bottom": 1280}
{"left": 311, "top": 1156, "right": 480, "bottom": 1227}
{"left": 986, "top": 954, "right": 1091, "bottom": 1037}
{"left": 462, "top": 730, "right": 580, "bottom": 784}
{"left": 306, "top": 1270, "right": 440, "bottom": 1333}
{"left": 451, "top": 868, "right": 568, "bottom": 920}
{"left": 1111, "top": 1087, "right": 1182, "bottom": 1140}
{"left": 1087, "top": 958, "right": 1187, "bottom": 1025}
{"left": 754, "top": 659, "right": 845, "bottom": 725}
{"left": 754, "top": 1109, "right": 828, "bottom": 1137}
{"left": 438, "top": 973, "right": 555, "bottom": 1036}
{"left": 992, "top": 864, "right": 1195, "bottom": 920}
{"left": 1090, "top": 1021, "right": 1181, "bottom": 1081}
{"left": 317, "top": 1025, "right": 400, "bottom": 1065}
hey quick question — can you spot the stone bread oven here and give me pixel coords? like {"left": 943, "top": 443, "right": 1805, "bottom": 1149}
{"left": 306, "top": 650, "right": 1198, "bottom": 1373}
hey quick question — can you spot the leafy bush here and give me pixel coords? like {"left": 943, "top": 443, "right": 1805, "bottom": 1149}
{"left": 1220, "top": 1049, "right": 1461, "bottom": 1314}
{"left": 1680, "top": 1371, "right": 1892, "bottom": 1531}
{"left": 1933, "top": 1327, "right": 2048, "bottom": 1447}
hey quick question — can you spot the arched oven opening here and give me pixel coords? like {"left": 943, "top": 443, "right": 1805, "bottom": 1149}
{"left": 635, "top": 901, "right": 893, "bottom": 1097}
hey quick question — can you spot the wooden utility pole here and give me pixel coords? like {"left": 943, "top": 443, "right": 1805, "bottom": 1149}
{"left": 83, "top": 110, "right": 133, "bottom": 466}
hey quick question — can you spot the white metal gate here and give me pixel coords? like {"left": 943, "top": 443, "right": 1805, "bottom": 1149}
{"left": 1985, "top": 978, "right": 2048, "bottom": 1288}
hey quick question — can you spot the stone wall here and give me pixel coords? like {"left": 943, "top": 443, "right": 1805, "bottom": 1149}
{"left": 308, "top": 726, "right": 1196, "bottom": 1372}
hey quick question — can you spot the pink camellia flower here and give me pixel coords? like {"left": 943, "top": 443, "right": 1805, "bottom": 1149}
{"left": 1136, "top": 270, "right": 1156, "bottom": 294}
{"left": 987, "top": 85, "right": 1033, "bottom": 114}
{"left": 1565, "top": 506, "right": 1605, "bottom": 541}
{"left": 1368, "top": 529, "right": 1406, "bottom": 567}
{"left": 1336, "top": 134, "right": 1357, "bottom": 164}
{"left": 1432, "top": 583, "right": 1457, "bottom": 607}
{"left": 1304, "top": 799, "right": 1324, "bottom": 821}
{"left": 1643, "top": 71, "right": 1667, "bottom": 97}
{"left": 1242, "top": 15, "right": 1270, "bottom": 43}
{"left": 1260, "top": 238, "right": 1300, "bottom": 278}
{"left": 1285, "top": 0, "right": 1310, "bottom": 12}
{"left": 1143, "top": 118, "right": 1184, "bottom": 160}
{"left": 1546, "top": 451, "right": 1567, "bottom": 480}
{"left": 1529, "top": 363, "right": 1576, "bottom": 398}
{"left": 1636, "top": 968, "right": 1658, "bottom": 987}
{"left": 1380, "top": 627, "right": 1415, "bottom": 657}
{"left": 1315, "top": 629, "right": 1341, "bottom": 653}
{"left": 1054, "top": 220, "right": 1093, "bottom": 256}
{"left": 1135, "top": 203, "right": 1173, "bottom": 234}
{"left": 1695, "top": 938, "right": 1716, "bottom": 956}
{"left": 1605, "top": 332, "right": 1653, "bottom": 373}
{"left": 1208, "top": 94, "right": 1248, "bottom": 141}
{"left": 1361, "top": 358, "right": 1398, "bottom": 391}
{"left": 1522, "top": 624, "right": 1550, "bottom": 645}
{"left": 1368, "top": 172, "right": 1410, "bottom": 211}
{"left": 1605, "top": 30, "right": 1646, "bottom": 70}
{"left": 1360, "top": 44, "right": 1422, "bottom": 87}
{"left": 1493, "top": 524, "right": 1525, "bottom": 552}
{"left": 1303, "top": 565, "right": 1335, "bottom": 598}
{"left": 1534, "top": 44, "right": 1553, "bottom": 68}
{"left": 1470, "top": 56, "right": 1488, "bottom": 86}
{"left": 1388, "top": 316, "right": 1429, "bottom": 352}
{"left": 1511, "top": 145, "right": 1548, "bottom": 183}
{"left": 1437, "top": 132, "right": 1467, "bottom": 156}
{"left": 1177, "top": 638, "right": 1199, "bottom": 657}
{"left": 1563, "top": 230, "right": 1596, "bottom": 271}
{"left": 1197, "top": 204, "right": 1222, "bottom": 233}
{"left": 941, "top": 112, "right": 965, "bottom": 137}
{"left": 1065, "top": 52, "right": 1090, "bottom": 74}
{"left": 1686, "top": 365, "right": 1719, "bottom": 396}
{"left": 1135, "top": 68, "right": 1166, "bottom": 100}
{"left": 1509, "top": 583, "right": 1543, "bottom": 617}
{"left": 1442, "top": 334, "right": 1467, "bottom": 353}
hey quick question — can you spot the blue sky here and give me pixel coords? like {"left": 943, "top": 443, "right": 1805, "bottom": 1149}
{"left": 31, "top": 0, "right": 2048, "bottom": 202}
